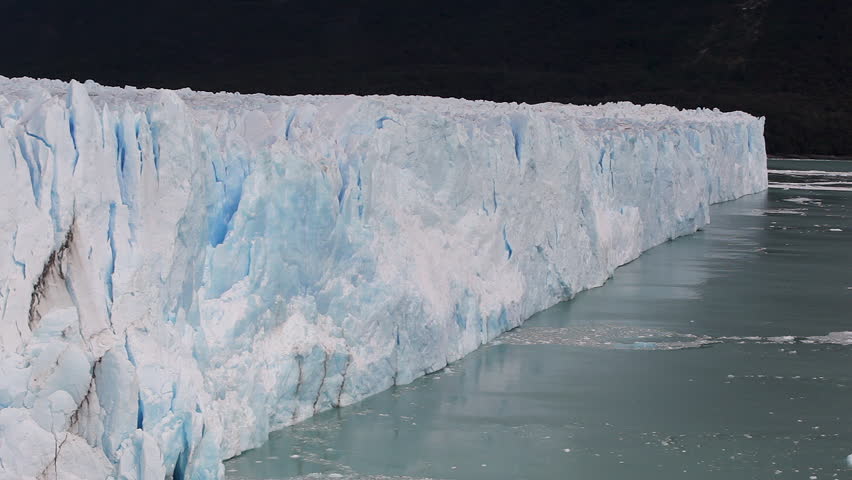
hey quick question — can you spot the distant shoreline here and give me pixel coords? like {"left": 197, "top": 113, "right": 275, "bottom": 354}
{"left": 769, "top": 154, "right": 852, "bottom": 161}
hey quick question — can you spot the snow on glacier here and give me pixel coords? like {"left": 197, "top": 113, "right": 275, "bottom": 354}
{"left": 0, "top": 76, "right": 767, "bottom": 479}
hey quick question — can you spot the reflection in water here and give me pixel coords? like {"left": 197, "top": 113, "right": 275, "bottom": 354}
{"left": 227, "top": 161, "right": 852, "bottom": 480}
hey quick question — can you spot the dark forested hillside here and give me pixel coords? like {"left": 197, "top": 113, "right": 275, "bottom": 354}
{"left": 2, "top": 0, "right": 849, "bottom": 155}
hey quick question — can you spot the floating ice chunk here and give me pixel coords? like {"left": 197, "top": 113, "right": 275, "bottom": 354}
{"left": 767, "top": 336, "right": 797, "bottom": 343}
{"left": 783, "top": 196, "right": 823, "bottom": 206}
{"left": 769, "top": 182, "right": 852, "bottom": 192}
{"left": 808, "top": 332, "right": 852, "bottom": 345}
{"left": 752, "top": 208, "right": 806, "bottom": 216}
{"left": 498, "top": 325, "right": 718, "bottom": 350}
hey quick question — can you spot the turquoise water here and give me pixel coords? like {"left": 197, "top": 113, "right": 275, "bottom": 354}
{"left": 226, "top": 160, "right": 851, "bottom": 480}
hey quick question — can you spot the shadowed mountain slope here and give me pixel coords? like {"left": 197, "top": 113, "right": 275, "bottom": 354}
{"left": 2, "top": 0, "right": 849, "bottom": 155}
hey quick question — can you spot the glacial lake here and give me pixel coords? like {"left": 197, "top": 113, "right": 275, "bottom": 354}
{"left": 226, "top": 159, "right": 851, "bottom": 480}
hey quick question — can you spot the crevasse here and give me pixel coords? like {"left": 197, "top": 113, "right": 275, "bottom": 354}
{"left": 0, "top": 76, "right": 767, "bottom": 479}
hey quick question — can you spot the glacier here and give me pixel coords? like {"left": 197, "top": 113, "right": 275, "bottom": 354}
{"left": 0, "top": 76, "right": 767, "bottom": 479}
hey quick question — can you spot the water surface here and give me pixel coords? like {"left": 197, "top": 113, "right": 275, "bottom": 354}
{"left": 226, "top": 159, "right": 851, "bottom": 480}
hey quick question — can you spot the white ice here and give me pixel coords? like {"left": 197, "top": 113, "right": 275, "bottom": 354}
{"left": 0, "top": 76, "right": 766, "bottom": 479}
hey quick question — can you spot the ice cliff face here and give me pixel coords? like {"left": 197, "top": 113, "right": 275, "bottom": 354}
{"left": 0, "top": 76, "right": 767, "bottom": 479}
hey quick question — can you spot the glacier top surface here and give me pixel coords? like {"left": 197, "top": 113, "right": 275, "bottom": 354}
{"left": 0, "top": 75, "right": 759, "bottom": 127}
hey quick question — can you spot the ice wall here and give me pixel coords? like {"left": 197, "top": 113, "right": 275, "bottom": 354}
{"left": 0, "top": 76, "right": 767, "bottom": 479}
